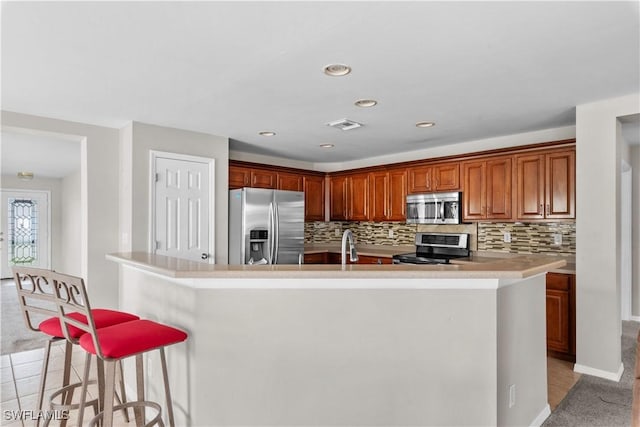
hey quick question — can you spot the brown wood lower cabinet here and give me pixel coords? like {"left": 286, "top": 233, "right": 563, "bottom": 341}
{"left": 307, "top": 252, "right": 392, "bottom": 265}
{"left": 546, "top": 272, "right": 576, "bottom": 362}
{"left": 303, "top": 252, "right": 328, "bottom": 264}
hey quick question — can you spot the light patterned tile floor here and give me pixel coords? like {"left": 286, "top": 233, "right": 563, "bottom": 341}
{"left": 0, "top": 342, "right": 133, "bottom": 427}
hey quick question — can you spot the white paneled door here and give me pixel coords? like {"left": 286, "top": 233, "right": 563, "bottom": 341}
{"left": 153, "top": 154, "right": 213, "bottom": 263}
{"left": 0, "top": 190, "right": 50, "bottom": 279}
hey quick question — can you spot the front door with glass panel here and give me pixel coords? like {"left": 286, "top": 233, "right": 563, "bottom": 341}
{"left": 0, "top": 190, "right": 50, "bottom": 278}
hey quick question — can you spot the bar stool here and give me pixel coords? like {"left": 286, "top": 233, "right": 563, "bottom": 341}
{"left": 49, "top": 270, "right": 188, "bottom": 427}
{"left": 13, "top": 266, "right": 138, "bottom": 424}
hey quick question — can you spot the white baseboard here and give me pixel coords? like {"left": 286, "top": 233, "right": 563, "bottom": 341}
{"left": 574, "top": 362, "right": 624, "bottom": 382}
{"left": 530, "top": 404, "right": 551, "bottom": 427}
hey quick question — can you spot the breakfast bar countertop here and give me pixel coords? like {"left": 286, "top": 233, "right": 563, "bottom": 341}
{"left": 107, "top": 251, "right": 566, "bottom": 281}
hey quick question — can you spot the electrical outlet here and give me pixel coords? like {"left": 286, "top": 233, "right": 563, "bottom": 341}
{"left": 335, "top": 229, "right": 340, "bottom": 237}
{"left": 509, "top": 384, "right": 516, "bottom": 408}
{"left": 553, "top": 233, "right": 563, "bottom": 246}
{"left": 503, "top": 232, "right": 511, "bottom": 243}
{"left": 388, "top": 229, "right": 394, "bottom": 238}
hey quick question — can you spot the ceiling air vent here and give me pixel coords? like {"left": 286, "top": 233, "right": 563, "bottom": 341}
{"left": 326, "top": 118, "right": 363, "bottom": 131}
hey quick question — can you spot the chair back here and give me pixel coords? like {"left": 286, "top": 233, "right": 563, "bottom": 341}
{"left": 48, "top": 270, "right": 106, "bottom": 359}
{"left": 12, "top": 266, "right": 59, "bottom": 332}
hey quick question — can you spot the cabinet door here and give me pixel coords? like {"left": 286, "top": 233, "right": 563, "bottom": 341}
{"left": 304, "top": 252, "right": 327, "bottom": 264}
{"left": 387, "top": 169, "right": 407, "bottom": 221}
{"left": 349, "top": 173, "right": 369, "bottom": 220}
{"left": 462, "top": 160, "right": 486, "bottom": 220}
{"left": 433, "top": 163, "right": 460, "bottom": 191}
{"left": 546, "top": 273, "right": 575, "bottom": 359}
{"left": 229, "top": 165, "right": 251, "bottom": 189}
{"left": 329, "top": 175, "right": 348, "bottom": 220}
{"left": 545, "top": 150, "right": 575, "bottom": 219}
{"left": 407, "top": 165, "right": 432, "bottom": 194}
{"left": 369, "top": 171, "right": 389, "bottom": 222}
{"left": 486, "top": 157, "right": 512, "bottom": 220}
{"left": 516, "top": 154, "right": 545, "bottom": 220}
{"left": 304, "top": 175, "right": 325, "bottom": 221}
{"left": 251, "top": 170, "right": 277, "bottom": 189}
{"left": 546, "top": 288, "right": 570, "bottom": 353}
{"left": 277, "top": 172, "right": 303, "bottom": 191}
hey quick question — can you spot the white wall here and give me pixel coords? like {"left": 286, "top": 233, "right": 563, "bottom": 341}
{"left": 631, "top": 146, "right": 640, "bottom": 317}
{"left": 0, "top": 174, "right": 62, "bottom": 272}
{"left": 120, "top": 122, "right": 229, "bottom": 263}
{"left": 59, "top": 169, "right": 81, "bottom": 276}
{"left": 1, "top": 111, "right": 120, "bottom": 309}
{"left": 575, "top": 93, "right": 640, "bottom": 379}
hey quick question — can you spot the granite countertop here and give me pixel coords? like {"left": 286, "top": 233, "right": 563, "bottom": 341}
{"left": 107, "top": 251, "right": 566, "bottom": 280}
{"left": 304, "top": 245, "right": 576, "bottom": 274}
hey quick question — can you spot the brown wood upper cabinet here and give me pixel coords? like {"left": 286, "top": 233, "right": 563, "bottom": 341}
{"left": 229, "top": 165, "right": 251, "bottom": 189}
{"left": 407, "top": 162, "right": 459, "bottom": 194}
{"left": 304, "top": 175, "right": 325, "bottom": 221}
{"left": 277, "top": 172, "right": 303, "bottom": 191}
{"left": 516, "top": 149, "right": 575, "bottom": 220}
{"left": 462, "top": 156, "right": 513, "bottom": 221}
{"left": 251, "top": 169, "right": 277, "bottom": 189}
{"left": 229, "top": 161, "right": 325, "bottom": 221}
{"left": 369, "top": 169, "right": 407, "bottom": 221}
{"left": 329, "top": 173, "right": 369, "bottom": 221}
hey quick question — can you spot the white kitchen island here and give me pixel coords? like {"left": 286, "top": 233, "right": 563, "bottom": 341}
{"left": 108, "top": 252, "right": 565, "bottom": 427}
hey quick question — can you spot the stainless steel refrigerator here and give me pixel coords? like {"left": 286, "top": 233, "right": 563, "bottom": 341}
{"left": 229, "top": 187, "right": 305, "bottom": 265}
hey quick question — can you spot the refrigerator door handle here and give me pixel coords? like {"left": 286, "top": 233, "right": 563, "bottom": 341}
{"left": 268, "top": 202, "right": 275, "bottom": 264}
{"left": 273, "top": 202, "right": 280, "bottom": 264}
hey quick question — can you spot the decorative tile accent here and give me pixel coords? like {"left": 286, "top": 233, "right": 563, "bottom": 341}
{"left": 477, "top": 222, "right": 576, "bottom": 255}
{"left": 304, "top": 222, "right": 416, "bottom": 246}
{"left": 305, "top": 220, "right": 575, "bottom": 254}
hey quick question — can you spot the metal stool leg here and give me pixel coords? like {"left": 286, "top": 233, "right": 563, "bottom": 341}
{"left": 159, "top": 348, "right": 176, "bottom": 427}
{"left": 102, "top": 360, "right": 117, "bottom": 427}
{"left": 36, "top": 339, "right": 53, "bottom": 427}
{"left": 135, "top": 354, "right": 145, "bottom": 427}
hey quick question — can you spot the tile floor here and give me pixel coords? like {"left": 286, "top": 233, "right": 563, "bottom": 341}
{"left": 0, "top": 342, "right": 132, "bottom": 427}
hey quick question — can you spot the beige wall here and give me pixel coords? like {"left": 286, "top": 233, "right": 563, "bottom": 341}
{"left": 632, "top": 146, "right": 640, "bottom": 316}
{"left": 575, "top": 93, "right": 640, "bottom": 378}
{"left": 1, "top": 111, "right": 120, "bottom": 308}
{"left": 120, "top": 122, "right": 229, "bottom": 263}
{"left": 60, "top": 169, "right": 81, "bottom": 276}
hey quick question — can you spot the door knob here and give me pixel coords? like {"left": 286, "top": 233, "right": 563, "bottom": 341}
{"left": 201, "top": 253, "right": 209, "bottom": 260}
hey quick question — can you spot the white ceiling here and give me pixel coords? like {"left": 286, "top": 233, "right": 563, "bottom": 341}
{"left": 1, "top": 1, "right": 639, "bottom": 163}
{"left": 1, "top": 131, "right": 80, "bottom": 179}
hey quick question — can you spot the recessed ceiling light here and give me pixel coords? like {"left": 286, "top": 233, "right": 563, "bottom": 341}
{"left": 323, "top": 63, "right": 351, "bottom": 77}
{"left": 319, "top": 144, "right": 335, "bottom": 148}
{"left": 355, "top": 99, "right": 377, "bottom": 108}
{"left": 259, "top": 131, "right": 276, "bottom": 136}
{"left": 415, "top": 121, "right": 436, "bottom": 128}
{"left": 17, "top": 172, "right": 34, "bottom": 180}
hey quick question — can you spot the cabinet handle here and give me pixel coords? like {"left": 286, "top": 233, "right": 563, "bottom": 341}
{"left": 546, "top": 204, "right": 550, "bottom": 216}
{"left": 539, "top": 204, "right": 543, "bottom": 215}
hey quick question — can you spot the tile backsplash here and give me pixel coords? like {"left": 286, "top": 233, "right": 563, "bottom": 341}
{"left": 304, "top": 221, "right": 576, "bottom": 255}
{"left": 477, "top": 222, "right": 576, "bottom": 255}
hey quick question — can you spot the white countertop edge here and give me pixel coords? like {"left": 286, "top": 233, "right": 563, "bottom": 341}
{"left": 119, "top": 263, "right": 548, "bottom": 291}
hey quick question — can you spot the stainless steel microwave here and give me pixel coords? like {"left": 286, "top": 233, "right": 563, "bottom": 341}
{"left": 406, "top": 192, "right": 462, "bottom": 224}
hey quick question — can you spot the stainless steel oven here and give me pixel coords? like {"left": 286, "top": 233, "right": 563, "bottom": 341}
{"left": 392, "top": 232, "right": 470, "bottom": 264}
{"left": 406, "top": 191, "right": 462, "bottom": 224}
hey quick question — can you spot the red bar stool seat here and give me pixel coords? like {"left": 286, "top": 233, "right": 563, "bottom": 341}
{"left": 13, "top": 267, "right": 138, "bottom": 424}
{"left": 50, "top": 271, "right": 188, "bottom": 427}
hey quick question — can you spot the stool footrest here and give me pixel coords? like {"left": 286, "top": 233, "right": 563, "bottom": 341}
{"left": 89, "top": 401, "right": 164, "bottom": 427}
{"left": 49, "top": 380, "right": 99, "bottom": 412}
